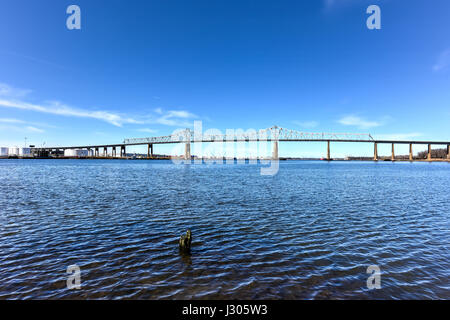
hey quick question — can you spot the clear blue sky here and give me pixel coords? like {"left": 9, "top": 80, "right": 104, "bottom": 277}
{"left": 1, "top": 0, "right": 449, "bottom": 157}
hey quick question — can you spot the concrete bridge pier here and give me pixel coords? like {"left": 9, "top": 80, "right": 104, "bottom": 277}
{"left": 327, "top": 140, "right": 331, "bottom": 161}
{"left": 184, "top": 128, "right": 191, "bottom": 161}
{"left": 103, "top": 147, "right": 107, "bottom": 157}
{"left": 184, "top": 142, "right": 191, "bottom": 160}
{"left": 121, "top": 145, "right": 126, "bottom": 158}
{"left": 147, "top": 144, "right": 153, "bottom": 158}
{"left": 447, "top": 144, "right": 450, "bottom": 160}
{"left": 428, "top": 144, "right": 432, "bottom": 161}
{"left": 391, "top": 143, "right": 395, "bottom": 161}
{"left": 112, "top": 146, "right": 116, "bottom": 158}
{"left": 272, "top": 140, "right": 279, "bottom": 160}
{"left": 409, "top": 143, "right": 413, "bottom": 161}
{"left": 374, "top": 143, "right": 378, "bottom": 161}
{"left": 95, "top": 147, "right": 99, "bottom": 157}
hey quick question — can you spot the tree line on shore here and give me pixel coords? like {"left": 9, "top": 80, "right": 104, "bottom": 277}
{"left": 346, "top": 147, "right": 448, "bottom": 160}
{"left": 416, "top": 147, "right": 448, "bottom": 159}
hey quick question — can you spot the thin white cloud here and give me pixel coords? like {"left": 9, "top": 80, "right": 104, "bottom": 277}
{"left": 323, "top": 0, "right": 359, "bottom": 12}
{"left": 0, "top": 83, "right": 32, "bottom": 97}
{"left": 25, "top": 126, "right": 45, "bottom": 133}
{"left": 0, "top": 98, "right": 141, "bottom": 127}
{"left": 374, "top": 132, "right": 423, "bottom": 140}
{"left": 338, "top": 115, "right": 383, "bottom": 129}
{"left": 433, "top": 49, "right": 450, "bottom": 72}
{"left": 293, "top": 120, "right": 319, "bottom": 128}
{"left": 136, "top": 128, "right": 158, "bottom": 133}
{"left": 0, "top": 118, "right": 26, "bottom": 124}
{"left": 166, "top": 110, "right": 195, "bottom": 119}
{"left": 152, "top": 109, "right": 198, "bottom": 127}
{"left": 0, "top": 124, "right": 45, "bottom": 134}
{"left": 0, "top": 50, "right": 67, "bottom": 70}
{"left": 0, "top": 84, "right": 201, "bottom": 128}
{"left": 0, "top": 117, "right": 57, "bottom": 130}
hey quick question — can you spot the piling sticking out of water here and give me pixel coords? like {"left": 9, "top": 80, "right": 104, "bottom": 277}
{"left": 179, "top": 230, "right": 192, "bottom": 253}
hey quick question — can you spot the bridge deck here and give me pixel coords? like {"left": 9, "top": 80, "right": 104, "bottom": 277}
{"left": 42, "top": 139, "right": 450, "bottom": 150}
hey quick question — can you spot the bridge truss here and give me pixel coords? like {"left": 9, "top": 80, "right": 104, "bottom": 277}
{"left": 123, "top": 126, "right": 374, "bottom": 145}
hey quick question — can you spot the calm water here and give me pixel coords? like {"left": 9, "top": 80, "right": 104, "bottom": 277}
{"left": 0, "top": 159, "right": 449, "bottom": 299}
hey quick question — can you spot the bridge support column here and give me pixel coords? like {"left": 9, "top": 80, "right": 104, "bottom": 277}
{"left": 95, "top": 147, "right": 99, "bottom": 157}
{"left": 121, "top": 146, "right": 126, "bottom": 158}
{"left": 327, "top": 140, "right": 330, "bottom": 161}
{"left": 391, "top": 143, "right": 395, "bottom": 161}
{"left": 409, "top": 144, "right": 413, "bottom": 161}
{"left": 185, "top": 142, "right": 191, "bottom": 160}
{"left": 447, "top": 145, "right": 450, "bottom": 160}
{"left": 103, "top": 147, "right": 107, "bottom": 157}
{"left": 374, "top": 143, "right": 378, "bottom": 161}
{"left": 428, "top": 144, "right": 432, "bottom": 161}
{"left": 147, "top": 144, "right": 153, "bottom": 159}
{"left": 272, "top": 140, "right": 279, "bottom": 160}
{"left": 112, "top": 146, "right": 116, "bottom": 158}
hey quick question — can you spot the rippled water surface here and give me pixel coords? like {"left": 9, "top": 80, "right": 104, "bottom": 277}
{"left": 0, "top": 159, "right": 449, "bottom": 299}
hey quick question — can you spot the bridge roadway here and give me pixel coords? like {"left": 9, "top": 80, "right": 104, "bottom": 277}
{"left": 38, "top": 126, "right": 450, "bottom": 161}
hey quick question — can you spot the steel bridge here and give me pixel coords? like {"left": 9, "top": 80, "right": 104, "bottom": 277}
{"left": 123, "top": 126, "right": 375, "bottom": 144}
{"left": 42, "top": 126, "right": 450, "bottom": 161}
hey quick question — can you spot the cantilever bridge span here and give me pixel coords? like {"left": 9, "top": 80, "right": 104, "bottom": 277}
{"left": 44, "top": 126, "right": 450, "bottom": 161}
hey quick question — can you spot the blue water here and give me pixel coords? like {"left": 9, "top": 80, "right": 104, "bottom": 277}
{"left": 0, "top": 159, "right": 449, "bottom": 299}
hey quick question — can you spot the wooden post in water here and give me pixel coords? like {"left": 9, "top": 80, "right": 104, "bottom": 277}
{"left": 427, "top": 144, "right": 432, "bottom": 161}
{"left": 391, "top": 143, "right": 395, "bottom": 161}
{"left": 409, "top": 143, "right": 413, "bottom": 161}
{"left": 179, "top": 230, "right": 192, "bottom": 253}
{"left": 447, "top": 144, "right": 450, "bottom": 160}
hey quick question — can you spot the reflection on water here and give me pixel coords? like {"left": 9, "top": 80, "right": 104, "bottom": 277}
{"left": 0, "top": 159, "right": 449, "bottom": 299}
{"left": 180, "top": 252, "right": 192, "bottom": 266}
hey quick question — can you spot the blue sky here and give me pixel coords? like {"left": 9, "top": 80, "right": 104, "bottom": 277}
{"left": 0, "top": 0, "right": 449, "bottom": 157}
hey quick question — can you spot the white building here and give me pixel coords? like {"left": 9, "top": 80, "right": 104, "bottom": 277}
{"left": 0, "top": 147, "right": 9, "bottom": 157}
{"left": 64, "top": 149, "right": 89, "bottom": 157}
{"left": 19, "top": 148, "right": 31, "bottom": 156}
{"left": 8, "top": 147, "right": 19, "bottom": 156}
